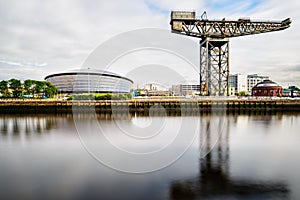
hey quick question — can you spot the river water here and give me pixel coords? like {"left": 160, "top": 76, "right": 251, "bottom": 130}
{"left": 0, "top": 112, "right": 300, "bottom": 200}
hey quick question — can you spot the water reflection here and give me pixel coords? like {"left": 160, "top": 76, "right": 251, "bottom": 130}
{"left": 171, "top": 116, "right": 289, "bottom": 199}
{"left": 0, "top": 115, "right": 58, "bottom": 138}
{"left": 0, "top": 112, "right": 298, "bottom": 200}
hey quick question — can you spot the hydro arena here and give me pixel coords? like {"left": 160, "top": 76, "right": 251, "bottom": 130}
{"left": 44, "top": 69, "right": 133, "bottom": 93}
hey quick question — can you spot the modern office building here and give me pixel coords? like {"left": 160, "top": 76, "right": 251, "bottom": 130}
{"left": 247, "top": 74, "right": 269, "bottom": 94}
{"left": 229, "top": 74, "right": 248, "bottom": 94}
{"left": 172, "top": 84, "right": 200, "bottom": 96}
{"left": 229, "top": 75, "right": 237, "bottom": 92}
{"left": 252, "top": 80, "right": 282, "bottom": 97}
{"left": 45, "top": 69, "right": 133, "bottom": 93}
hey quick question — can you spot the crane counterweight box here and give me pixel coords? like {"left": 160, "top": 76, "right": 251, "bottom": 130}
{"left": 171, "top": 11, "right": 196, "bottom": 20}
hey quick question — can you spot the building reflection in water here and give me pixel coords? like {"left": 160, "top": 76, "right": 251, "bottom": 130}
{"left": 0, "top": 115, "right": 58, "bottom": 139}
{"left": 170, "top": 114, "right": 289, "bottom": 200}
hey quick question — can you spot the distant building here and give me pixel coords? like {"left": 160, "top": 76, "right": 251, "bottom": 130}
{"left": 229, "top": 86, "right": 235, "bottom": 96}
{"left": 230, "top": 73, "right": 270, "bottom": 95}
{"left": 229, "top": 75, "right": 237, "bottom": 92}
{"left": 147, "top": 90, "right": 171, "bottom": 96}
{"left": 247, "top": 74, "right": 269, "bottom": 94}
{"left": 252, "top": 80, "right": 282, "bottom": 97}
{"left": 45, "top": 69, "right": 133, "bottom": 93}
{"left": 229, "top": 74, "right": 248, "bottom": 95}
{"left": 237, "top": 74, "right": 248, "bottom": 94}
{"left": 171, "top": 85, "right": 181, "bottom": 96}
{"left": 171, "top": 84, "right": 200, "bottom": 96}
{"left": 282, "top": 88, "right": 291, "bottom": 97}
{"left": 133, "top": 83, "right": 171, "bottom": 97}
{"left": 282, "top": 86, "right": 300, "bottom": 97}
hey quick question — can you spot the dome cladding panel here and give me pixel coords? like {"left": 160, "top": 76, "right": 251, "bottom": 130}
{"left": 255, "top": 83, "right": 279, "bottom": 87}
{"left": 254, "top": 80, "right": 279, "bottom": 87}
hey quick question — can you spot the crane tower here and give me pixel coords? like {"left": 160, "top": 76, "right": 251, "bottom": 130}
{"left": 170, "top": 11, "right": 291, "bottom": 96}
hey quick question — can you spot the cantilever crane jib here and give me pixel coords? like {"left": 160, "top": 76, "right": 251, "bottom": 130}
{"left": 170, "top": 11, "right": 291, "bottom": 39}
{"left": 170, "top": 11, "right": 291, "bottom": 96}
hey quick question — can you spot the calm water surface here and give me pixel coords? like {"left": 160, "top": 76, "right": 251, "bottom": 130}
{"left": 0, "top": 113, "right": 300, "bottom": 200}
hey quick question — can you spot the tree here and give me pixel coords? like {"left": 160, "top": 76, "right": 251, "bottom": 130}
{"left": 0, "top": 80, "right": 9, "bottom": 97}
{"left": 23, "top": 79, "right": 34, "bottom": 95}
{"left": 34, "top": 81, "right": 45, "bottom": 95}
{"left": 8, "top": 79, "right": 22, "bottom": 98}
{"left": 44, "top": 82, "right": 58, "bottom": 98}
{"left": 237, "top": 91, "right": 248, "bottom": 96}
{"left": 1, "top": 79, "right": 58, "bottom": 99}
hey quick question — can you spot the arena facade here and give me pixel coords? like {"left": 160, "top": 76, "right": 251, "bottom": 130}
{"left": 45, "top": 69, "right": 133, "bottom": 93}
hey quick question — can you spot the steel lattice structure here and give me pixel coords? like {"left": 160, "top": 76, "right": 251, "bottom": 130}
{"left": 200, "top": 38, "right": 229, "bottom": 96}
{"left": 170, "top": 11, "right": 291, "bottom": 96}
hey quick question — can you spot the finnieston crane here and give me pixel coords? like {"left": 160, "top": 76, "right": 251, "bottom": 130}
{"left": 170, "top": 11, "right": 291, "bottom": 96}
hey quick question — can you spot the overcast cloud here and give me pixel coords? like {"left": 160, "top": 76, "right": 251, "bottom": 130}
{"left": 0, "top": 0, "right": 299, "bottom": 87}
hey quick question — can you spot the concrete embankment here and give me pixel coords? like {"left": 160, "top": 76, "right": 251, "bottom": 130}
{"left": 0, "top": 99, "right": 300, "bottom": 114}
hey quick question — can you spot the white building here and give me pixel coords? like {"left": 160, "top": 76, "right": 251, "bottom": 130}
{"left": 230, "top": 73, "right": 269, "bottom": 95}
{"left": 247, "top": 74, "right": 269, "bottom": 94}
{"left": 237, "top": 74, "right": 248, "bottom": 94}
{"left": 172, "top": 84, "right": 200, "bottom": 96}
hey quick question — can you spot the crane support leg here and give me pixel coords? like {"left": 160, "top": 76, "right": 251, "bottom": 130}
{"left": 200, "top": 38, "right": 229, "bottom": 96}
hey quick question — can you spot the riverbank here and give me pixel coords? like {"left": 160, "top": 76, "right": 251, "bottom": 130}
{"left": 0, "top": 99, "right": 300, "bottom": 114}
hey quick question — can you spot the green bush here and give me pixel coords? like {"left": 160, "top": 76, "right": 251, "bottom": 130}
{"left": 72, "top": 94, "right": 94, "bottom": 100}
{"left": 95, "top": 93, "right": 112, "bottom": 100}
{"left": 68, "top": 93, "right": 132, "bottom": 100}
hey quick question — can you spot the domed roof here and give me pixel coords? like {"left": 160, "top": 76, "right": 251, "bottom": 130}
{"left": 66, "top": 68, "right": 120, "bottom": 76}
{"left": 45, "top": 68, "right": 133, "bottom": 83}
{"left": 254, "top": 80, "right": 280, "bottom": 87}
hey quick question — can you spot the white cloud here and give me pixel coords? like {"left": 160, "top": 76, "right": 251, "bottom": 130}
{"left": 227, "top": 0, "right": 300, "bottom": 86}
{"left": 0, "top": 0, "right": 299, "bottom": 87}
{"left": 144, "top": 0, "right": 204, "bottom": 11}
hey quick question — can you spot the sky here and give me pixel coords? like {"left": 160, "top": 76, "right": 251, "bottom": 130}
{"left": 0, "top": 0, "right": 299, "bottom": 87}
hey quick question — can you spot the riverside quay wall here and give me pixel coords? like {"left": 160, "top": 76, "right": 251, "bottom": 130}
{"left": 0, "top": 99, "right": 300, "bottom": 114}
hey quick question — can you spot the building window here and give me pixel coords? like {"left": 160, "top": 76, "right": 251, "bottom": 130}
{"left": 264, "top": 90, "right": 267, "bottom": 94}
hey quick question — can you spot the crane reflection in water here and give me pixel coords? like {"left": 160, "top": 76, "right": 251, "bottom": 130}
{"left": 170, "top": 113, "right": 289, "bottom": 200}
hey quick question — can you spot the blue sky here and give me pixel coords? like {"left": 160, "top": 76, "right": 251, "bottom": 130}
{"left": 205, "top": 0, "right": 262, "bottom": 12}
{"left": 0, "top": 0, "right": 299, "bottom": 87}
{"left": 144, "top": 0, "right": 170, "bottom": 15}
